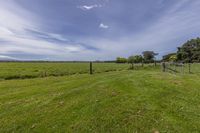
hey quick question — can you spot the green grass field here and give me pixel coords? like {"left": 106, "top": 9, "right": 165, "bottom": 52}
{"left": 0, "top": 63, "right": 200, "bottom": 132}
{"left": 0, "top": 62, "right": 131, "bottom": 80}
{"left": 0, "top": 62, "right": 156, "bottom": 80}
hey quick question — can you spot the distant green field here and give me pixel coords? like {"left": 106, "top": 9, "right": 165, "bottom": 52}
{"left": 0, "top": 62, "right": 125, "bottom": 80}
{"left": 0, "top": 62, "right": 156, "bottom": 80}
{"left": 0, "top": 62, "right": 200, "bottom": 132}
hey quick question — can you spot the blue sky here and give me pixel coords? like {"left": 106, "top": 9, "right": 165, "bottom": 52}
{"left": 0, "top": 0, "right": 200, "bottom": 61}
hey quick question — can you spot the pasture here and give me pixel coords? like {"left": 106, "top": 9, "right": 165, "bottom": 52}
{"left": 0, "top": 62, "right": 200, "bottom": 132}
{"left": 0, "top": 62, "right": 156, "bottom": 80}
{"left": 0, "top": 62, "right": 128, "bottom": 80}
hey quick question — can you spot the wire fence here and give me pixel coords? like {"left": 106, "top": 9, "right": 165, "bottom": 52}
{"left": 0, "top": 62, "right": 160, "bottom": 80}
{"left": 162, "top": 62, "right": 200, "bottom": 74}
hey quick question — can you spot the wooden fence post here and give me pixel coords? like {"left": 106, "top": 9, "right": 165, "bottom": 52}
{"left": 154, "top": 61, "right": 157, "bottom": 67}
{"left": 90, "top": 62, "right": 93, "bottom": 75}
{"left": 162, "top": 62, "right": 166, "bottom": 72}
{"left": 131, "top": 63, "right": 134, "bottom": 70}
{"left": 188, "top": 63, "right": 191, "bottom": 74}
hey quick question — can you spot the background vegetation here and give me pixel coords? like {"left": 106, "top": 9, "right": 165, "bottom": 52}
{"left": 163, "top": 38, "right": 200, "bottom": 63}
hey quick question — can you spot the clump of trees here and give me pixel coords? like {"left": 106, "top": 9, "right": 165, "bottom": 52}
{"left": 163, "top": 37, "right": 200, "bottom": 63}
{"left": 116, "top": 51, "right": 158, "bottom": 66}
{"left": 115, "top": 38, "right": 200, "bottom": 65}
{"left": 142, "top": 51, "right": 158, "bottom": 63}
{"left": 177, "top": 38, "right": 200, "bottom": 63}
{"left": 116, "top": 57, "right": 127, "bottom": 63}
{"left": 128, "top": 55, "right": 143, "bottom": 64}
{"left": 128, "top": 55, "right": 143, "bottom": 69}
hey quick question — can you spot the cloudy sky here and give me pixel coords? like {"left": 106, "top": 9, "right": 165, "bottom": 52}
{"left": 0, "top": 0, "right": 200, "bottom": 61}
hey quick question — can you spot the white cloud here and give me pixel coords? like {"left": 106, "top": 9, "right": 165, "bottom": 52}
{"left": 1, "top": 1, "right": 200, "bottom": 61}
{"left": 48, "top": 33, "right": 68, "bottom": 41}
{"left": 99, "top": 23, "right": 109, "bottom": 29}
{"left": 64, "top": 46, "right": 83, "bottom": 52}
{"left": 78, "top": 1, "right": 200, "bottom": 60}
{"left": 77, "top": 4, "right": 102, "bottom": 10}
{"left": 0, "top": 1, "right": 90, "bottom": 58}
{"left": 0, "top": 55, "right": 18, "bottom": 60}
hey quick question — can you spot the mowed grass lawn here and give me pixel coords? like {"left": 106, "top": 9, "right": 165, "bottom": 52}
{"left": 0, "top": 68, "right": 200, "bottom": 133}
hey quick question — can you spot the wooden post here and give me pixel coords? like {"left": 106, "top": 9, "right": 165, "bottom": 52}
{"left": 154, "top": 61, "right": 157, "bottom": 67}
{"left": 142, "top": 61, "right": 144, "bottom": 67}
{"left": 131, "top": 63, "right": 134, "bottom": 70}
{"left": 188, "top": 63, "right": 191, "bottom": 74}
{"left": 90, "top": 62, "right": 93, "bottom": 75}
{"left": 162, "top": 62, "right": 166, "bottom": 72}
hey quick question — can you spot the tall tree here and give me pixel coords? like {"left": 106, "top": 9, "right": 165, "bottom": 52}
{"left": 177, "top": 37, "right": 200, "bottom": 63}
{"left": 142, "top": 51, "right": 158, "bottom": 63}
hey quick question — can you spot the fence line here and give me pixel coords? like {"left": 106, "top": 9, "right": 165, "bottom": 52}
{"left": 161, "top": 62, "right": 200, "bottom": 74}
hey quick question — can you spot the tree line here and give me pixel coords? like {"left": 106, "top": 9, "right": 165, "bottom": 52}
{"left": 163, "top": 37, "right": 200, "bottom": 63}
{"left": 116, "top": 37, "right": 200, "bottom": 64}
{"left": 116, "top": 51, "right": 158, "bottom": 64}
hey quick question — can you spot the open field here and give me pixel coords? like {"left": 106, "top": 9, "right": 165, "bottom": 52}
{"left": 0, "top": 62, "right": 128, "bottom": 80}
{"left": 0, "top": 62, "right": 156, "bottom": 80}
{"left": 0, "top": 63, "right": 200, "bottom": 132}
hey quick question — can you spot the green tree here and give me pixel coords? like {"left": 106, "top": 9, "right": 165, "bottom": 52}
{"left": 128, "top": 55, "right": 143, "bottom": 64}
{"left": 177, "top": 37, "right": 200, "bottom": 63}
{"left": 142, "top": 51, "right": 158, "bottom": 63}
{"left": 116, "top": 57, "right": 127, "bottom": 63}
{"left": 128, "top": 55, "right": 143, "bottom": 69}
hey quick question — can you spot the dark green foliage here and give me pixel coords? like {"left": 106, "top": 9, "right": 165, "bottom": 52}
{"left": 177, "top": 37, "right": 200, "bottom": 63}
{"left": 142, "top": 51, "right": 158, "bottom": 63}
{"left": 116, "top": 57, "right": 128, "bottom": 63}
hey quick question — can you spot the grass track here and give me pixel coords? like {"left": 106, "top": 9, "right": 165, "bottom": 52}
{"left": 0, "top": 69, "right": 200, "bottom": 132}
